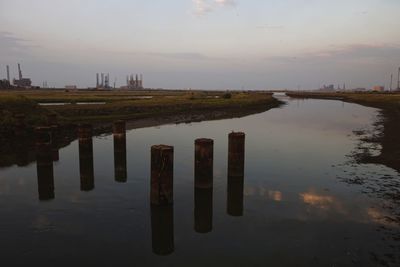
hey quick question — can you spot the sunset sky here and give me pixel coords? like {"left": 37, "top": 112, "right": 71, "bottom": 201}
{"left": 1, "top": 0, "right": 400, "bottom": 89}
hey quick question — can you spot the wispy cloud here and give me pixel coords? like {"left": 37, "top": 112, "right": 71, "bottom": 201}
{"left": 193, "top": 0, "right": 236, "bottom": 16}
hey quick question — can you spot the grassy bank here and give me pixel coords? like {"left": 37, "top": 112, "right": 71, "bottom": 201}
{"left": 286, "top": 91, "right": 400, "bottom": 112}
{"left": 0, "top": 89, "right": 282, "bottom": 134}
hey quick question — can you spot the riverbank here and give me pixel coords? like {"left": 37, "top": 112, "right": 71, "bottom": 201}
{"left": 286, "top": 91, "right": 400, "bottom": 112}
{"left": 0, "top": 89, "right": 283, "bottom": 167}
{"left": 0, "top": 89, "right": 282, "bottom": 136}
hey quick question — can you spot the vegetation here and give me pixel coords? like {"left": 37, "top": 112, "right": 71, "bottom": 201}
{"left": 286, "top": 91, "right": 400, "bottom": 112}
{"left": 0, "top": 89, "right": 282, "bottom": 134}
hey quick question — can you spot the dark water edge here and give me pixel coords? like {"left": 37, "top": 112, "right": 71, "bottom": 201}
{"left": 0, "top": 103, "right": 281, "bottom": 169}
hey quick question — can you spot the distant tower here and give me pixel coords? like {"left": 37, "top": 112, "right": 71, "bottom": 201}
{"left": 397, "top": 67, "right": 400, "bottom": 90}
{"left": 6, "top": 65, "right": 10, "bottom": 82}
{"left": 140, "top": 74, "right": 143, "bottom": 88}
{"left": 135, "top": 74, "right": 139, "bottom": 89}
{"left": 343, "top": 83, "right": 346, "bottom": 90}
{"left": 101, "top": 73, "right": 104, "bottom": 87}
{"left": 96, "top": 73, "right": 99, "bottom": 88}
{"left": 18, "top": 63, "right": 23, "bottom": 80}
{"left": 390, "top": 74, "right": 393, "bottom": 91}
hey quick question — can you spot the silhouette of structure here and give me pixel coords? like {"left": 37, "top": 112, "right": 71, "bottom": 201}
{"left": 13, "top": 63, "right": 32, "bottom": 88}
{"left": 96, "top": 73, "right": 111, "bottom": 89}
{"left": 126, "top": 74, "right": 144, "bottom": 89}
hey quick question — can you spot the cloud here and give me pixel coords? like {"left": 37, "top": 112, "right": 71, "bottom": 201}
{"left": 267, "top": 44, "right": 400, "bottom": 65}
{"left": 193, "top": 0, "right": 236, "bottom": 16}
{"left": 0, "top": 32, "right": 38, "bottom": 60}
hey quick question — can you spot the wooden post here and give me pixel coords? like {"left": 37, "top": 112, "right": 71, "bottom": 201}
{"left": 194, "top": 138, "right": 213, "bottom": 189}
{"left": 113, "top": 121, "right": 127, "bottom": 182}
{"left": 78, "top": 124, "right": 94, "bottom": 191}
{"left": 151, "top": 205, "right": 174, "bottom": 255}
{"left": 227, "top": 132, "right": 245, "bottom": 216}
{"left": 35, "top": 127, "right": 54, "bottom": 201}
{"left": 150, "top": 145, "right": 174, "bottom": 206}
{"left": 194, "top": 138, "right": 213, "bottom": 233}
{"left": 228, "top": 132, "right": 245, "bottom": 178}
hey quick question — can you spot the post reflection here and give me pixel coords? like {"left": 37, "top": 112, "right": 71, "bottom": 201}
{"left": 151, "top": 205, "right": 174, "bottom": 255}
{"left": 194, "top": 138, "right": 213, "bottom": 233}
{"left": 194, "top": 187, "right": 213, "bottom": 233}
{"left": 35, "top": 127, "right": 55, "bottom": 201}
{"left": 227, "top": 132, "right": 245, "bottom": 216}
{"left": 113, "top": 121, "right": 127, "bottom": 182}
{"left": 78, "top": 124, "right": 94, "bottom": 191}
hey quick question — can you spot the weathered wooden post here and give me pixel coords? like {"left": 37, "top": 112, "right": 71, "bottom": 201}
{"left": 150, "top": 144, "right": 174, "bottom": 255}
{"left": 113, "top": 120, "right": 127, "bottom": 182}
{"left": 151, "top": 205, "right": 174, "bottom": 255}
{"left": 194, "top": 138, "right": 213, "bottom": 189}
{"left": 150, "top": 145, "right": 174, "bottom": 206}
{"left": 227, "top": 132, "right": 245, "bottom": 216}
{"left": 78, "top": 124, "right": 94, "bottom": 191}
{"left": 194, "top": 138, "right": 213, "bottom": 233}
{"left": 35, "top": 127, "right": 55, "bottom": 201}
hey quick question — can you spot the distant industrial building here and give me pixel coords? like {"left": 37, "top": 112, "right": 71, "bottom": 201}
{"left": 318, "top": 84, "right": 335, "bottom": 91}
{"left": 126, "top": 74, "right": 144, "bottom": 89}
{"left": 0, "top": 65, "right": 12, "bottom": 89}
{"left": 372, "top": 85, "right": 385, "bottom": 92}
{"left": 13, "top": 63, "right": 32, "bottom": 88}
{"left": 96, "top": 73, "right": 111, "bottom": 89}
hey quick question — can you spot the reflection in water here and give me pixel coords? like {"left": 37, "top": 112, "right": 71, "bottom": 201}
{"left": 35, "top": 128, "right": 55, "bottom": 201}
{"left": 194, "top": 138, "right": 213, "bottom": 233}
{"left": 78, "top": 125, "right": 94, "bottom": 191}
{"left": 113, "top": 133, "right": 127, "bottom": 183}
{"left": 227, "top": 132, "right": 245, "bottom": 216}
{"left": 194, "top": 187, "right": 213, "bottom": 233}
{"left": 151, "top": 205, "right": 174, "bottom": 255}
{"left": 227, "top": 176, "right": 244, "bottom": 216}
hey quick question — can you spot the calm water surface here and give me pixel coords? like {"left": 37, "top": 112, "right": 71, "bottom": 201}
{"left": 1, "top": 95, "right": 399, "bottom": 266}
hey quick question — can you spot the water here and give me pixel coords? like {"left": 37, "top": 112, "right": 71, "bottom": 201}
{"left": 1, "top": 95, "right": 399, "bottom": 266}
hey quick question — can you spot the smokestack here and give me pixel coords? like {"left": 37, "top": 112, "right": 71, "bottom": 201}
{"left": 96, "top": 73, "right": 99, "bottom": 88}
{"left": 397, "top": 67, "right": 400, "bottom": 91}
{"left": 390, "top": 74, "right": 393, "bottom": 91}
{"left": 101, "top": 73, "right": 104, "bottom": 87}
{"left": 18, "top": 63, "right": 22, "bottom": 80}
{"left": 6, "top": 65, "right": 10, "bottom": 82}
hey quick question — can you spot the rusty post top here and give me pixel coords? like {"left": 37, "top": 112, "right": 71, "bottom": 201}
{"left": 151, "top": 144, "right": 174, "bottom": 152}
{"left": 113, "top": 120, "right": 126, "bottom": 134}
{"left": 229, "top": 131, "right": 245, "bottom": 138}
{"left": 78, "top": 124, "right": 93, "bottom": 138}
{"left": 195, "top": 138, "right": 214, "bottom": 145}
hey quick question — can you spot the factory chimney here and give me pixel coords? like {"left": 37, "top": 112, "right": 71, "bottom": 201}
{"left": 18, "top": 63, "right": 23, "bottom": 80}
{"left": 397, "top": 67, "right": 400, "bottom": 91}
{"left": 101, "top": 73, "right": 104, "bottom": 87}
{"left": 96, "top": 73, "right": 99, "bottom": 88}
{"left": 6, "top": 65, "right": 10, "bottom": 82}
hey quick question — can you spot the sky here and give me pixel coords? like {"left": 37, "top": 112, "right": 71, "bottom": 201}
{"left": 0, "top": 0, "right": 400, "bottom": 90}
